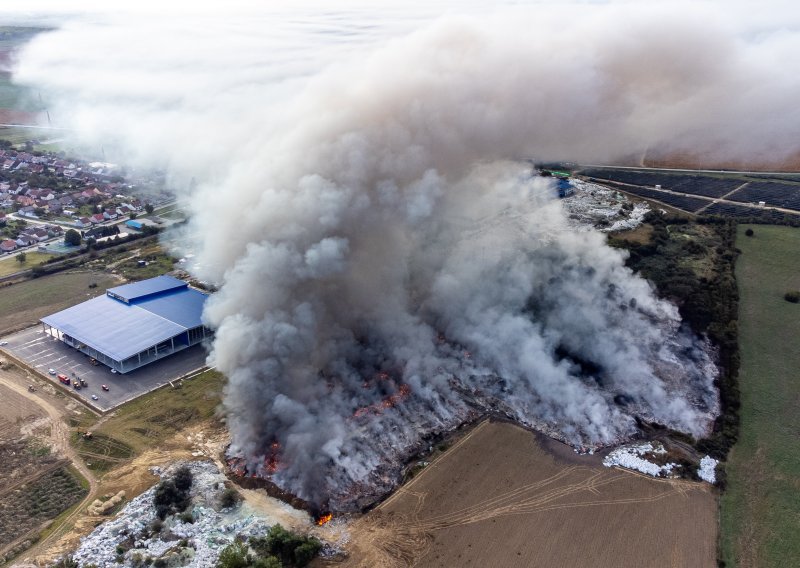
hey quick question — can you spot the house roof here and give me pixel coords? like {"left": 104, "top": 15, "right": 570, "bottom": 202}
{"left": 41, "top": 276, "right": 208, "bottom": 361}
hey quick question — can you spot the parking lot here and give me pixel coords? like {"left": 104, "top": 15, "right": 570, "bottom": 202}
{"left": 1, "top": 325, "right": 209, "bottom": 412}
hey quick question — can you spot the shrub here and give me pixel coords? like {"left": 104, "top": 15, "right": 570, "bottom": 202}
{"left": 173, "top": 466, "right": 193, "bottom": 491}
{"left": 178, "top": 510, "right": 194, "bottom": 524}
{"left": 220, "top": 487, "right": 241, "bottom": 509}
{"left": 745, "top": 228, "right": 754, "bottom": 237}
{"left": 785, "top": 290, "right": 800, "bottom": 303}
{"left": 216, "top": 541, "right": 251, "bottom": 568}
{"left": 153, "top": 468, "right": 193, "bottom": 519}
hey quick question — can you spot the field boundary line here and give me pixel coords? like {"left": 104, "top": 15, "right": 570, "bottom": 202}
{"left": 378, "top": 420, "right": 489, "bottom": 511}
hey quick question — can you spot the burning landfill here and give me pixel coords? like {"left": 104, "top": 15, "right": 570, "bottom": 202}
{"left": 214, "top": 171, "right": 722, "bottom": 514}
{"left": 18, "top": 2, "right": 800, "bottom": 515}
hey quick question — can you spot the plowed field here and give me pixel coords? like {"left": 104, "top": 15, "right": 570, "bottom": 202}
{"left": 341, "top": 421, "right": 716, "bottom": 568}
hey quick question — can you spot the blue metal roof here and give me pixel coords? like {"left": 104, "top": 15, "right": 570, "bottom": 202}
{"left": 135, "top": 287, "right": 207, "bottom": 329}
{"left": 41, "top": 277, "right": 208, "bottom": 361}
{"left": 106, "top": 275, "right": 187, "bottom": 303}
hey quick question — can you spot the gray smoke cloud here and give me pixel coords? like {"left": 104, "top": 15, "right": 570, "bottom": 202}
{"left": 10, "top": 1, "right": 800, "bottom": 508}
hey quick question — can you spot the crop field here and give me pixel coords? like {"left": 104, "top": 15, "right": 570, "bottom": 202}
{"left": 0, "top": 270, "right": 118, "bottom": 335}
{"left": 720, "top": 225, "right": 800, "bottom": 567}
{"left": 342, "top": 421, "right": 717, "bottom": 568}
{"left": 0, "top": 465, "right": 87, "bottom": 551}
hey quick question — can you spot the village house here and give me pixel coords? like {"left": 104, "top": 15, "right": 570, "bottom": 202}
{"left": 0, "top": 239, "right": 17, "bottom": 253}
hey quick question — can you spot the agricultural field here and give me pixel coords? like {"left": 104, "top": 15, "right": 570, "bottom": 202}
{"left": 341, "top": 421, "right": 717, "bottom": 568}
{"left": 0, "top": 270, "right": 118, "bottom": 335}
{"left": 0, "top": 465, "right": 87, "bottom": 553}
{"left": 720, "top": 225, "right": 800, "bottom": 567}
{"left": 0, "top": 374, "right": 89, "bottom": 562}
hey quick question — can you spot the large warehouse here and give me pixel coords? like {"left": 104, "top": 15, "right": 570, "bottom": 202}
{"left": 41, "top": 275, "right": 210, "bottom": 374}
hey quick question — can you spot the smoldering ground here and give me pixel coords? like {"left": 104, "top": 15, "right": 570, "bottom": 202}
{"left": 11, "top": 1, "right": 800, "bottom": 508}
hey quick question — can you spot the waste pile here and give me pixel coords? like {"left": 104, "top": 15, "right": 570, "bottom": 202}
{"left": 70, "top": 462, "right": 274, "bottom": 568}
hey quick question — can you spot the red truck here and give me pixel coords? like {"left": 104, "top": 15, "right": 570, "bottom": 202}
{"left": 57, "top": 374, "right": 70, "bottom": 385}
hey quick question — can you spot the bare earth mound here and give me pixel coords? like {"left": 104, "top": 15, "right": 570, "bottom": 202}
{"left": 339, "top": 421, "right": 716, "bottom": 568}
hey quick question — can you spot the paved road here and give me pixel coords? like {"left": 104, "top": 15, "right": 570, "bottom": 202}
{"left": 1, "top": 326, "right": 209, "bottom": 412}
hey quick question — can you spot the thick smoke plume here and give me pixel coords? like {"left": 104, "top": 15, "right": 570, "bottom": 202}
{"left": 11, "top": 2, "right": 800, "bottom": 509}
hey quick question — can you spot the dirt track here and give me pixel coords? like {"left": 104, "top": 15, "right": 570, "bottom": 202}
{"left": 337, "top": 421, "right": 717, "bottom": 568}
{"left": 0, "top": 367, "right": 100, "bottom": 563}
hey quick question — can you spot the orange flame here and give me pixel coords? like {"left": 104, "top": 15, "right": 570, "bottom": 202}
{"left": 316, "top": 513, "right": 333, "bottom": 526}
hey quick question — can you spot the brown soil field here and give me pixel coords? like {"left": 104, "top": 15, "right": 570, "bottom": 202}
{"left": 337, "top": 421, "right": 717, "bottom": 568}
{"left": 0, "top": 382, "right": 45, "bottom": 442}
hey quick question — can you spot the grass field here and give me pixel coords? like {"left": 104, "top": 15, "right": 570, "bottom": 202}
{"left": 0, "top": 270, "right": 118, "bottom": 335}
{"left": 341, "top": 421, "right": 717, "bottom": 568}
{"left": 70, "top": 369, "right": 224, "bottom": 473}
{"left": 720, "top": 224, "right": 800, "bottom": 567}
{"left": 0, "top": 251, "right": 57, "bottom": 277}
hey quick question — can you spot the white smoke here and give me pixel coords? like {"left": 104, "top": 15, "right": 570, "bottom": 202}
{"left": 10, "top": 1, "right": 800, "bottom": 508}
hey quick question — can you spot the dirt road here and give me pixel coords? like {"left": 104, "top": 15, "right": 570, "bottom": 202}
{"left": 0, "top": 368, "right": 99, "bottom": 564}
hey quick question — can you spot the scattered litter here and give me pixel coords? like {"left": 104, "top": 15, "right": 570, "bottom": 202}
{"left": 603, "top": 442, "right": 676, "bottom": 477}
{"left": 697, "top": 455, "right": 718, "bottom": 484}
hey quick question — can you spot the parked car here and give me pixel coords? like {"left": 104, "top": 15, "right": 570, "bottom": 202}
{"left": 101, "top": 384, "right": 109, "bottom": 391}
{"left": 91, "top": 394, "right": 99, "bottom": 401}
{"left": 48, "top": 368, "right": 56, "bottom": 375}
{"left": 0, "top": 341, "right": 8, "bottom": 346}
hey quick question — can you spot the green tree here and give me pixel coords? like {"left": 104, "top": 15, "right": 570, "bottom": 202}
{"left": 16, "top": 252, "right": 26, "bottom": 263}
{"left": 64, "top": 228, "right": 81, "bottom": 246}
{"left": 216, "top": 541, "right": 252, "bottom": 568}
{"left": 294, "top": 541, "right": 322, "bottom": 567}
{"left": 252, "top": 557, "right": 281, "bottom": 568}
{"left": 145, "top": 203, "right": 154, "bottom": 214}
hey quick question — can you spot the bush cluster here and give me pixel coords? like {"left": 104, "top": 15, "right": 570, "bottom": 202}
{"left": 153, "top": 466, "right": 193, "bottom": 520}
{"left": 216, "top": 524, "right": 322, "bottom": 568}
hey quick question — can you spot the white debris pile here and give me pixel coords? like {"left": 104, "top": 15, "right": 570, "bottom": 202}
{"left": 71, "top": 461, "right": 274, "bottom": 568}
{"left": 603, "top": 442, "right": 677, "bottom": 477}
{"left": 561, "top": 178, "right": 650, "bottom": 232}
{"left": 697, "top": 455, "right": 718, "bottom": 484}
